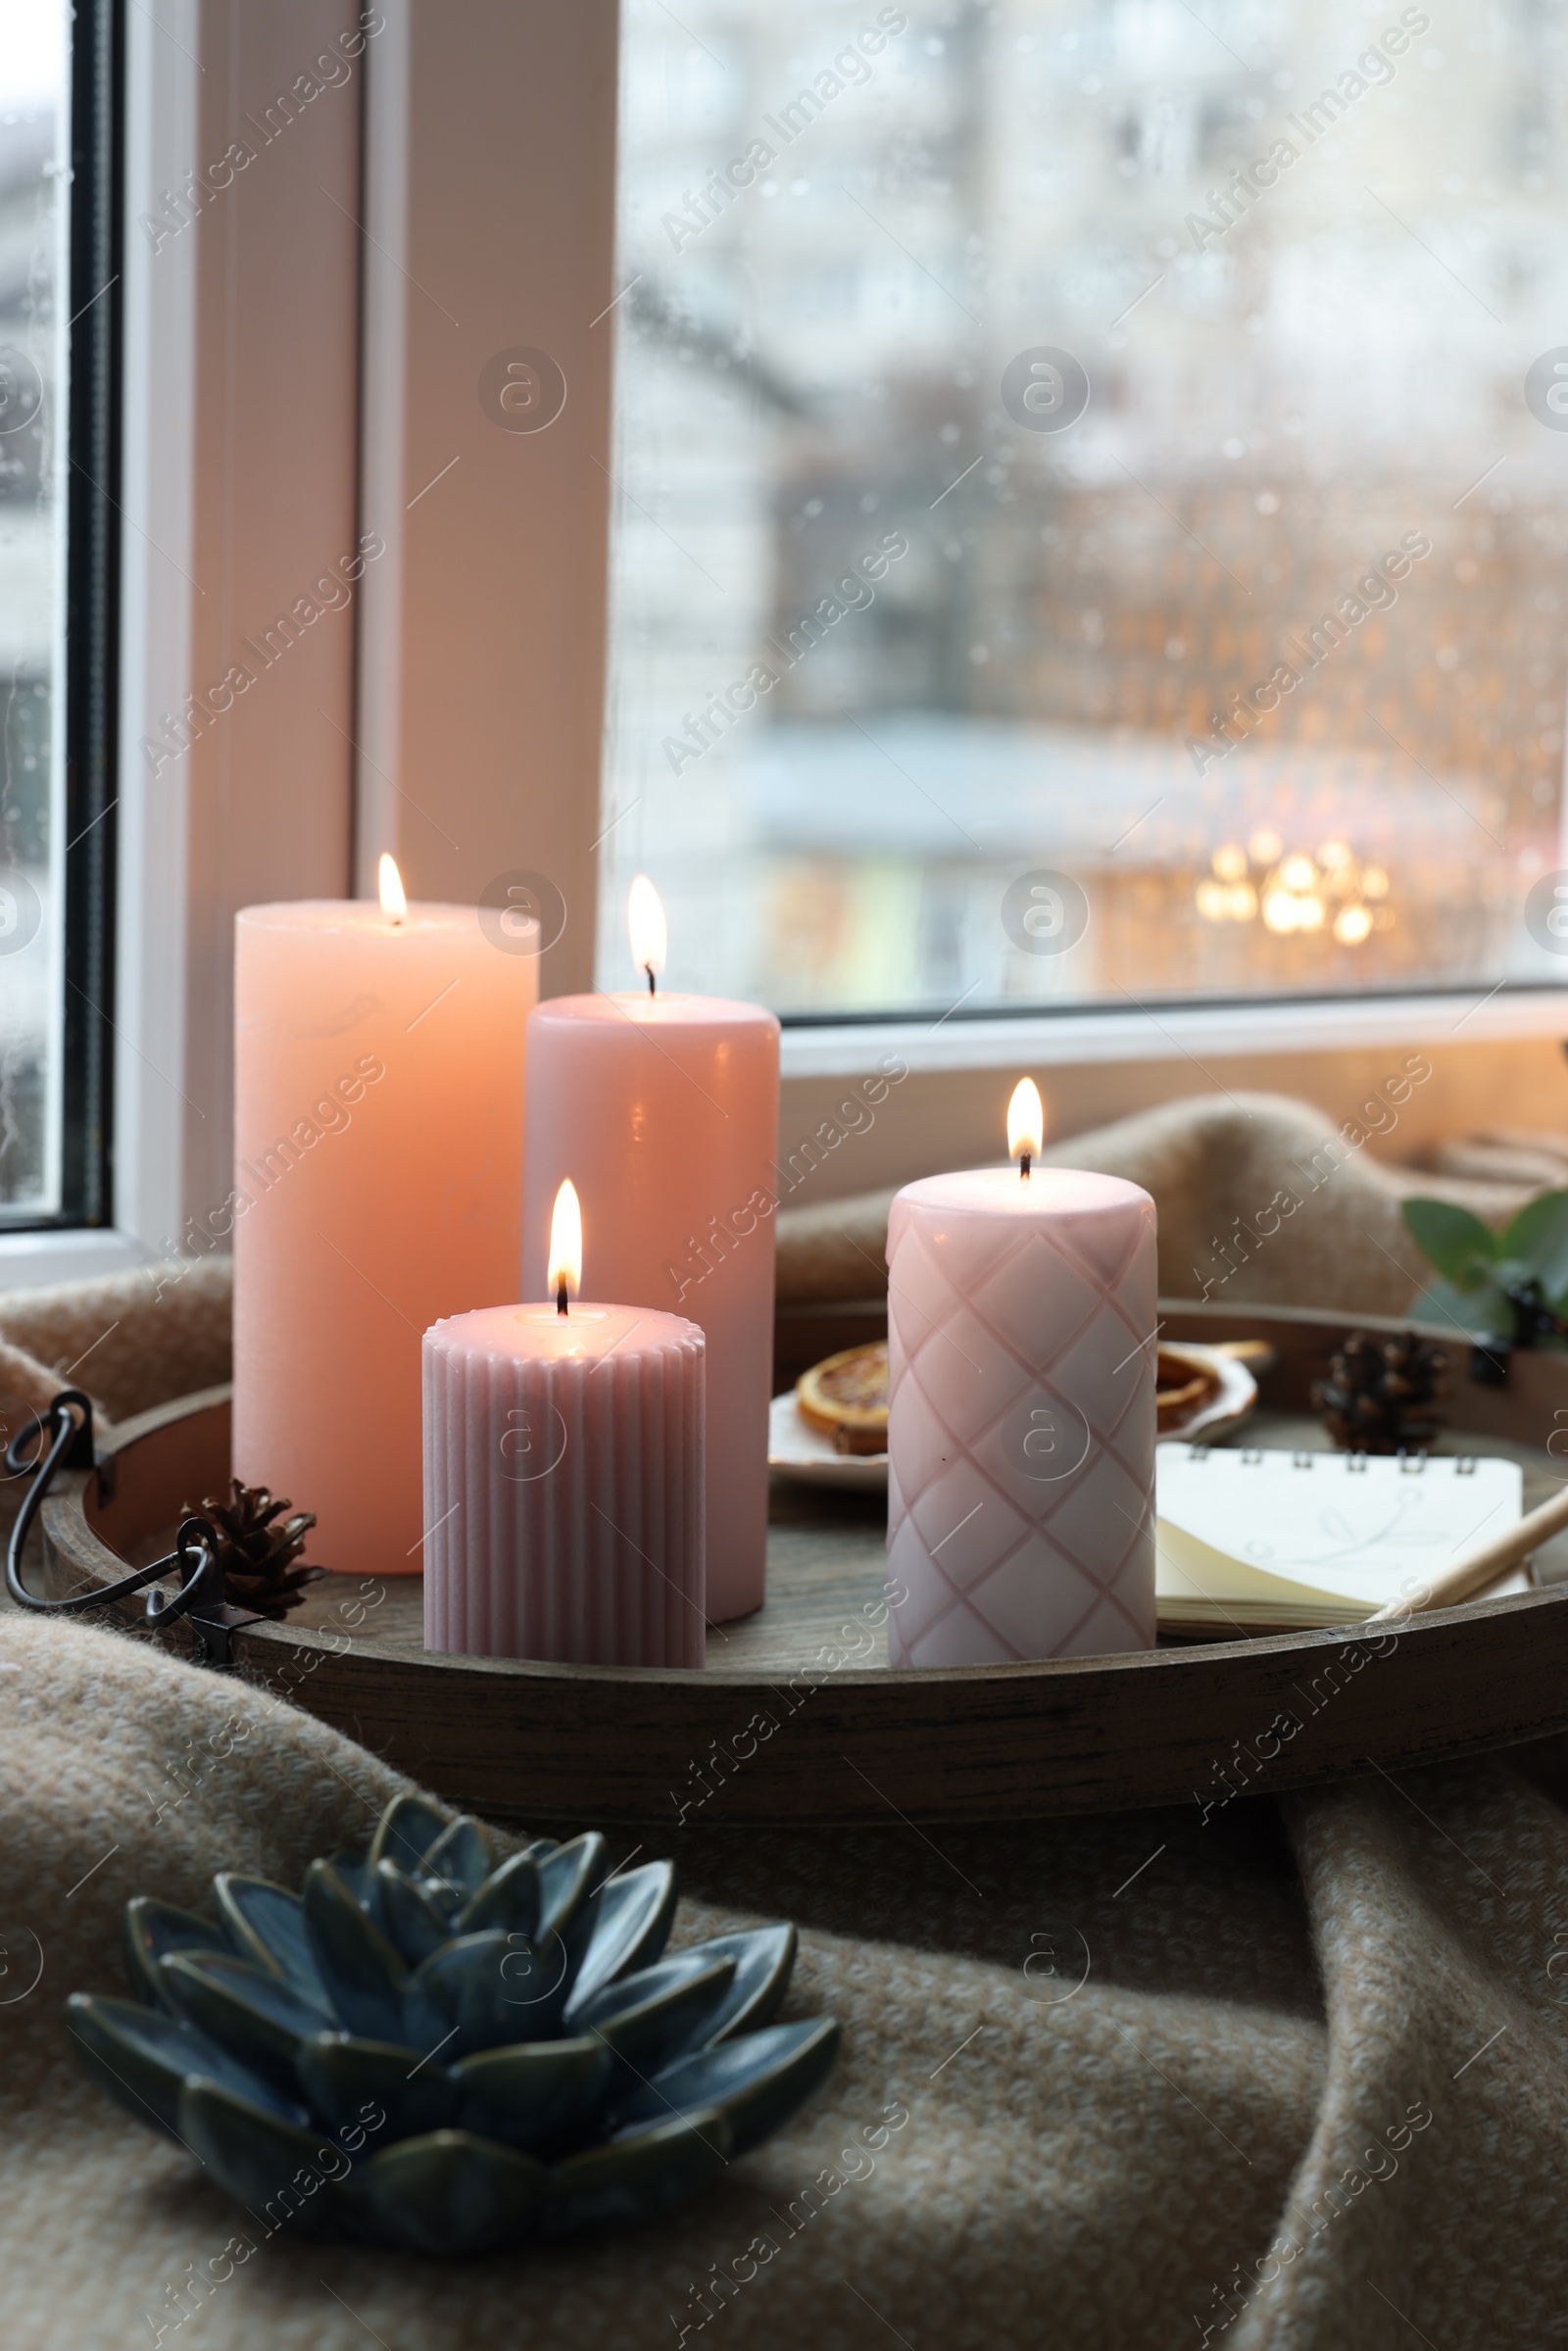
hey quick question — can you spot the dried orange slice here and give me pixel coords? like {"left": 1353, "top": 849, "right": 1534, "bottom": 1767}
{"left": 797, "top": 1342, "right": 889, "bottom": 1456}
{"left": 1156, "top": 1345, "right": 1221, "bottom": 1433}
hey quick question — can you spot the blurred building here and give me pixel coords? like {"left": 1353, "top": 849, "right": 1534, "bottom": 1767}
{"left": 603, "top": 0, "right": 1568, "bottom": 1014}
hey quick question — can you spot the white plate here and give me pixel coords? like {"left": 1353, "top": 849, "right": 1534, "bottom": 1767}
{"left": 768, "top": 1393, "right": 888, "bottom": 1493}
{"left": 767, "top": 1341, "right": 1259, "bottom": 1495}
{"left": 1156, "top": 1342, "right": 1259, "bottom": 1445}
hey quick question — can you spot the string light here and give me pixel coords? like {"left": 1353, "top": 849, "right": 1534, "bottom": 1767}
{"left": 1196, "top": 835, "right": 1389, "bottom": 947}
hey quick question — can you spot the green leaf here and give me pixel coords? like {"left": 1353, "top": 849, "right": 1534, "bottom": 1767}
{"left": 1400, "top": 1199, "right": 1498, "bottom": 1290}
{"left": 1408, "top": 1277, "right": 1511, "bottom": 1343}
{"left": 1498, "top": 1191, "right": 1568, "bottom": 1295}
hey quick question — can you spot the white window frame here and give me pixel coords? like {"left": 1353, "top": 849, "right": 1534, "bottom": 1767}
{"left": 6, "top": 0, "right": 402, "bottom": 1285}
{"left": 3, "top": 0, "right": 1565, "bottom": 1292}
{"left": 781, "top": 988, "right": 1568, "bottom": 1081}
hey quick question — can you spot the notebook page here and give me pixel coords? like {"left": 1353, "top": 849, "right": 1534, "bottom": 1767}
{"left": 1153, "top": 1517, "right": 1353, "bottom": 1616}
{"left": 1154, "top": 1447, "right": 1522, "bottom": 1611}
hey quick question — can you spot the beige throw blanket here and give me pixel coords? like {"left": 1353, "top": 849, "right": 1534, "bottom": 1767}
{"left": 1, "top": 1618, "right": 1565, "bottom": 2350}
{"left": 0, "top": 1254, "right": 231, "bottom": 1436}
{"left": 774, "top": 1091, "right": 1544, "bottom": 1312}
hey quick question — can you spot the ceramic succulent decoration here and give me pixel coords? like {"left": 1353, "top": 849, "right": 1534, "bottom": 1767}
{"left": 68, "top": 1794, "right": 839, "bottom": 2255}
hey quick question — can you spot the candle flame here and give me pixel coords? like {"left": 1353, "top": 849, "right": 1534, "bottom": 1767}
{"left": 548, "top": 1179, "right": 582, "bottom": 1304}
{"left": 1007, "top": 1077, "right": 1044, "bottom": 1164}
{"left": 378, "top": 854, "right": 407, "bottom": 924}
{"left": 627, "top": 874, "right": 667, "bottom": 985}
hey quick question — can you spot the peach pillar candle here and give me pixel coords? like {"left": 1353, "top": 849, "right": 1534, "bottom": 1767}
{"left": 521, "top": 882, "right": 779, "bottom": 1623}
{"left": 233, "top": 862, "right": 536, "bottom": 1577}
{"left": 886, "top": 1081, "right": 1157, "bottom": 1666}
{"left": 422, "top": 1185, "right": 707, "bottom": 1666}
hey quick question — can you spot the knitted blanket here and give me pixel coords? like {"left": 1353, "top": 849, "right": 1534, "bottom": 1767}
{"left": 773, "top": 1089, "right": 1543, "bottom": 1311}
{"left": 0, "top": 1254, "right": 231, "bottom": 1430}
{"left": 2, "top": 1619, "right": 1564, "bottom": 2351}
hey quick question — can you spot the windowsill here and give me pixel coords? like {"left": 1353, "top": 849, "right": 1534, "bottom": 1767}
{"left": 777, "top": 986, "right": 1568, "bottom": 1079}
{"left": 0, "top": 1227, "right": 152, "bottom": 1296}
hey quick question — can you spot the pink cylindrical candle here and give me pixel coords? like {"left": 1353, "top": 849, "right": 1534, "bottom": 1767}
{"left": 522, "top": 995, "right": 779, "bottom": 1623}
{"left": 233, "top": 897, "right": 536, "bottom": 1577}
{"left": 885, "top": 1166, "right": 1157, "bottom": 1666}
{"left": 422, "top": 1302, "right": 706, "bottom": 1666}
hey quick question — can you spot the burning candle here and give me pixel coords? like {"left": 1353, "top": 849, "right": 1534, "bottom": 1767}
{"left": 521, "top": 881, "right": 779, "bottom": 1622}
{"left": 233, "top": 858, "right": 537, "bottom": 1577}
{"left": 422, "top": 1179, "right": 707, "bottom": 1666}
{"left": 885, "top": 1080, "right": 1157, "bottom": 1666}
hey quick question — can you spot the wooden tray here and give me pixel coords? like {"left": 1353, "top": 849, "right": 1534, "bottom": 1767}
{"left": 32, "top": 1301, "right": 1568, "bottom": 1828}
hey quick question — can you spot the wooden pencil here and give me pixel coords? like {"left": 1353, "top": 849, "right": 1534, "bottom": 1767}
{"left": 1364, "top": 1481, "right": 1568, "bottom": 1622}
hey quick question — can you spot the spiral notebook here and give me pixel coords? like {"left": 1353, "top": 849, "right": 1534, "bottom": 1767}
{"left": 1153, "top": 1445, "right": 1527, "bottom": 1634}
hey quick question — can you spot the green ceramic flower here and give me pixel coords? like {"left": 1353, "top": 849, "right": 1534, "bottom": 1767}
{"left": 68, "top": 1794, "right": 838, "bottom": 2254}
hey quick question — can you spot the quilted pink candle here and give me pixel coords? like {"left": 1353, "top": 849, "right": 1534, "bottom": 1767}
{"left": 233, "top": 859, "right": 536, "bottom": 1578}
{"left": 886, "top": 1082, "right": 1157, "bottom": 1667}
{"left": 422, "top": 1184, "right": 707, "bottom": 1666}
{"left": 521, "top": 881, "right": 779, "bottom": 1623}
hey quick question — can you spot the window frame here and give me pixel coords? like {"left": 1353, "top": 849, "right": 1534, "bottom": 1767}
{"left": 594, "top": 2, "right": 1568, "bottom": 1065}
{"left": 0, "top": 0, "right": 121, "bottom": 1242}
{"left": 58, "top": 0, "right": 124, "bottom": 1233}
{"left": 4, "top": 0, "right": 1566, "bottom": 1297}
{"left": 778, "top": 988, "right": 1568, "bottom": 1081}
{"left": 1, "top": 0, "right": 366, "bottom": 1289}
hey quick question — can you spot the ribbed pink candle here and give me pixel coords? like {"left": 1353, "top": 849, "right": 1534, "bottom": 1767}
{"left": 422, "top": 1302, "right": 706, "bottom": 1667}
{"left": 886, "top": 1166, "right": 1157, "bottom": 1667}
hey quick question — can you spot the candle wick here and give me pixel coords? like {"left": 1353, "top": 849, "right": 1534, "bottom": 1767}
{"left": 1019, "top": 1153, "right": 1032, "bottom": 1182}
{"left": 557, "top": 1282, "right": 568, "bottom": 1317}
{"left": 645, "top": 965, "right": 656, "bottom": 996}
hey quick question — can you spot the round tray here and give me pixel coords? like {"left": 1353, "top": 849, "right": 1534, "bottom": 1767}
{"left": 32, "top": 1301, "right": 1568, "bottom": 1827}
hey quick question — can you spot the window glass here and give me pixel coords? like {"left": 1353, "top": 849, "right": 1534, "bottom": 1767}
{"left": 0, "top": 0, "right": 68, "bottom": 1213}
{"left": 604, "top": 0, "right": 1568, "bottom": 1017}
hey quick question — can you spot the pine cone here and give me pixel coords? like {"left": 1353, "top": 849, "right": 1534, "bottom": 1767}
{"left": 1311, "top": 1330, "right": 1450, "bottom": 1453}
{"left": 181, "top": 1478, "right": 327, "bottom": 1618}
